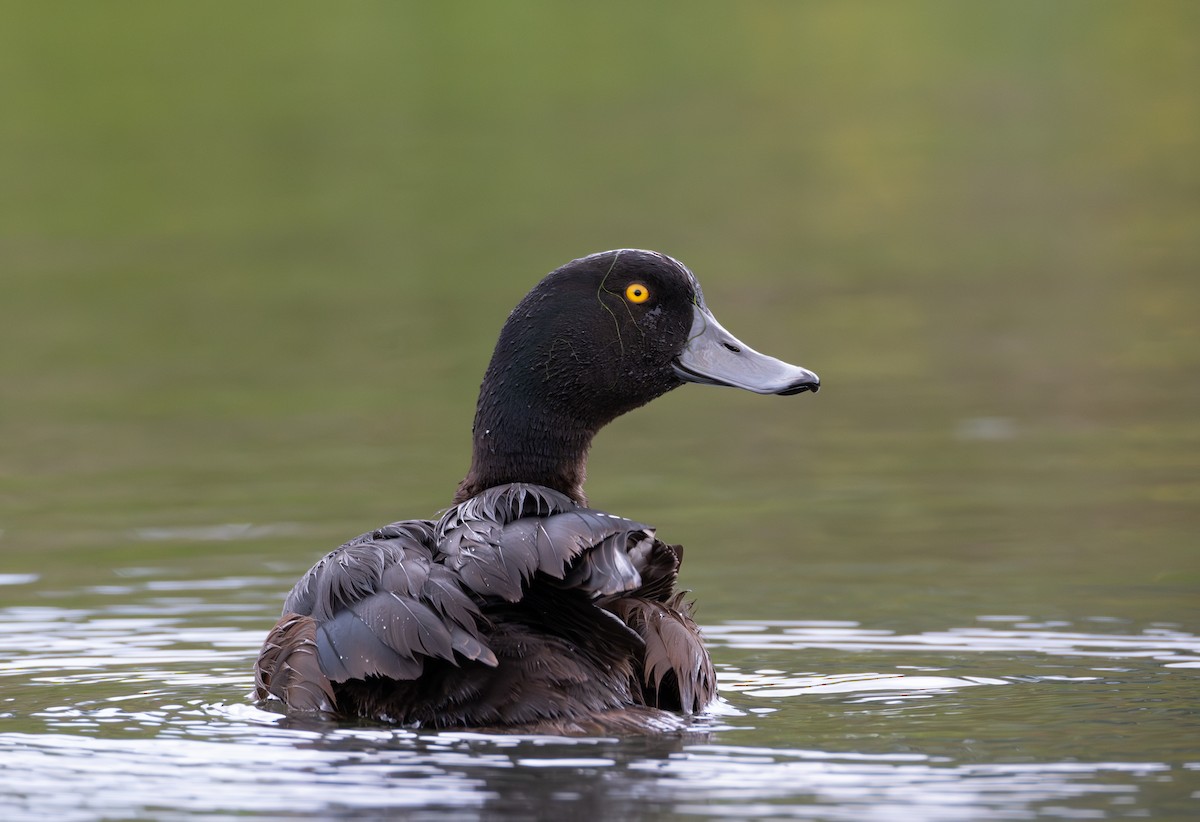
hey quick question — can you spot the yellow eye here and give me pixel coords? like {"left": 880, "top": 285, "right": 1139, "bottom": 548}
{"left": 625, "top": 283, "right": 650, "bottom": 304}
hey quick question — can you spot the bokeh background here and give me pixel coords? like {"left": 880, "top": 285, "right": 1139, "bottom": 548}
{"left": 2, "top": 3, "right": 1199, "bottom": 819}
{"left": 4, "top": 2, "right": 1196, "bottom": 620}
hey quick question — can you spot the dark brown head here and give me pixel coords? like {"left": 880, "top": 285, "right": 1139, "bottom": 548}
{"left": 456, "top": 249, "right": 819, "bottom": 503}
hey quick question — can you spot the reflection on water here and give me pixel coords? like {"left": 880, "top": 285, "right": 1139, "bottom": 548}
{"left": 708, "top": 620, "right": 1200, "bottom": 668}
{"left": 1, "top": 583, "right": 1196, "bottom": 820}
{"left": 0, "top": 727, "right": 1174, "bottom": 822}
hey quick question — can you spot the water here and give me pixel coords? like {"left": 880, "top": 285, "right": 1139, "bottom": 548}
{"left": 3, "top": 4, "right": 1199, "bottom": 820}
{"left": 1, "top": 564, "right": 1196, "bottom": 820}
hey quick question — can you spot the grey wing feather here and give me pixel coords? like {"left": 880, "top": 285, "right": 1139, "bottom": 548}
{"left": 283, "top": 520, "right": 437, "bottom": 619}
{"left": 259, "top": 517, "right": 497, "bottom": 705}
{"left": 436, "top": 484, "right": 574, "bottom": 601}
{"left": 316, "top": 609, "right": 425, "bottom": 680}
{"left": 437, "top": 484, "right": 655, "bottom": 602}
{"left": 351, "top": 593, "right": 456, "bottom": 662}
{"left": 422, "top": 564, "right": 491, "bottom": 631}
{"left": 559, "top": 530, "right": 653, "bottom": 597}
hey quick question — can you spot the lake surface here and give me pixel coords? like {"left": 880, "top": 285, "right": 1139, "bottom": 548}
{"left": 1, "top": 564, "right": 1197, "bottom": 820}
{"left": 2, "top": 4, "right": 1198, "bottom": 820}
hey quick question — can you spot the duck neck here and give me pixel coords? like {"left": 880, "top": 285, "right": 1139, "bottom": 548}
{"left": 454, "top": 400, "right": 596, "bottom": 506}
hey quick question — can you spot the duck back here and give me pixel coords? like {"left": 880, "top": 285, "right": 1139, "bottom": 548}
{"left": 254, "top": 483, "right": 716, "bottom": 731}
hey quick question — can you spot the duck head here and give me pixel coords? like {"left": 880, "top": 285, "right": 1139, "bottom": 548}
{"left": 455, "top": 249, "right": 820, "bottom": 504}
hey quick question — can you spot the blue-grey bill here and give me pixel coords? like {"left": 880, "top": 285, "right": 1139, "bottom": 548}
{"left": 672, "top": 305, "right": 820, "bottom": 396}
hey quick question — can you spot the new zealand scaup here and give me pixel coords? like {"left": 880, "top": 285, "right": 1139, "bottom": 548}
{"left": 254, "top": 249, "right": 819, "bottom": 732}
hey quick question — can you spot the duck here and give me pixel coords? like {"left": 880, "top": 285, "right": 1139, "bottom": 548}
{"left": 254, "top": 249, "right": 820, "bottom": 732}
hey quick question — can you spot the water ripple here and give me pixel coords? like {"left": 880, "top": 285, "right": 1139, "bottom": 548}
{"left": 705, "top": 620, "right": 1200, "bottom": 668}
{"left": 0, "top": 593, "right": 1196, "bottom": 819}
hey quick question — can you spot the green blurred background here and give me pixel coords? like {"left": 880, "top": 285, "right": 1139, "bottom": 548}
{"left": 1, "top": 2, "right": 1197, "bottom": 625}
